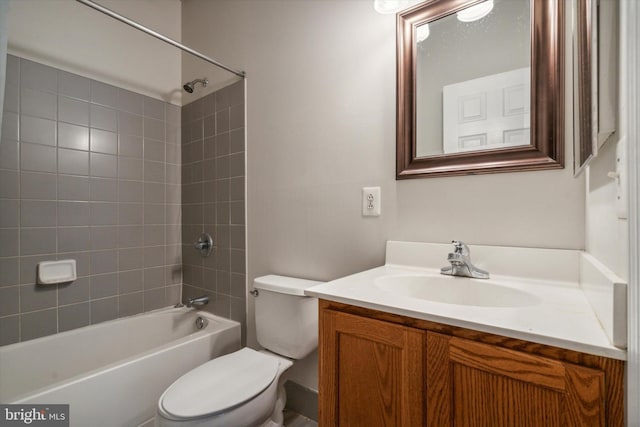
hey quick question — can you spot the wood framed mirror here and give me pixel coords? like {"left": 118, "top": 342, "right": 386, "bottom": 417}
{"left": 397, "top": 0, "right": 564, "bottom": 179}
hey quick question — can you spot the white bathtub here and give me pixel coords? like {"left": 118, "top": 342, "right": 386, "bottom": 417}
{"left": 0, "top": 307, "right": 241, "bottom": 427}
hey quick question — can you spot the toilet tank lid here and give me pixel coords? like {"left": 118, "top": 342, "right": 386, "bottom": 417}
{"left": 254, "top": 275, "right": 324, "bottom": 296}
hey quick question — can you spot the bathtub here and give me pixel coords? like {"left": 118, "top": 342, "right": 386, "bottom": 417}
{"left": 0, "top": 307, "right": 241, "bottom": 427}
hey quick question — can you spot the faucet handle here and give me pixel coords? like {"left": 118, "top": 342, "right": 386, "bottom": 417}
{"left": 451, "top": 240, "right": 470, "bottom": 255}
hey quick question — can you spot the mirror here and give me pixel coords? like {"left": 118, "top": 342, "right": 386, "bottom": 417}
{"left": 397, "top": 0, "right": 565, "bottom": 178}
{"left": 573, "top": 0, "right": 618, "bottom": 175}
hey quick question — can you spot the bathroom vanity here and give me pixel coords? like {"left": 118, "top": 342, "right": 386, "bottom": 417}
{"left": 306, "top": 241, "right": 627, "bottom": 426}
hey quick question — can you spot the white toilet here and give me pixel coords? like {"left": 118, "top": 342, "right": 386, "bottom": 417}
{"left": 156, "top": 275, "right": 322, "bottom": 427}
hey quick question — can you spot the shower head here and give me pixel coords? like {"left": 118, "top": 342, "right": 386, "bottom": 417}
{"left": 183, "top": 78, "right": 208, "bottom": 93}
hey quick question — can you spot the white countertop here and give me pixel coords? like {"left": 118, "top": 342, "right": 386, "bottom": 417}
{"left": 305, "top": 241, "right": 627, "bottom": 361}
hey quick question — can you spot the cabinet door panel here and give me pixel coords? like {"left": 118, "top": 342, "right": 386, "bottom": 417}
{"left": 427, "top": 332, "right": 605, "bottom": 427}
{"left": 319, "top": 309, "right": 425, "bottom": 427}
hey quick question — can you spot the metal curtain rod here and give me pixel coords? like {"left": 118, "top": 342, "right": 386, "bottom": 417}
{"left": 75, "top": 0, "right": 246, "bottom": 78}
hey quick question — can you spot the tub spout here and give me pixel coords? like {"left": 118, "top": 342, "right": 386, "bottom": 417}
{"left": 186, "top": 295, "right": 209, "bottom": 308}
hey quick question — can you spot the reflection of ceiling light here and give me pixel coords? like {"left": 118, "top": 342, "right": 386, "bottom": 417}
{"left": 373, "top": 0, "right": 421, "bottom": 14}
{"left": 456, "top": 0, "right": 494, "bottom": 22}
{"left": 416, "top": 24, "right": 430, "bottom": 42}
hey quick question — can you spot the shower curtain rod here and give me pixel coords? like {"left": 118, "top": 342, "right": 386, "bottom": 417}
{"left": 75, "top": 0, "right": 246, "bottom": 79}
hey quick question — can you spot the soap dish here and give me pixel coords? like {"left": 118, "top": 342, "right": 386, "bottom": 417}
{"left": 38, "top": 259, "right": 77, "bottom": 285}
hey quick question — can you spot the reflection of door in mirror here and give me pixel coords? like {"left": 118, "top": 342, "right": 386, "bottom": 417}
{"left": 415, "top": 0, "right": 530, "bottom": 158}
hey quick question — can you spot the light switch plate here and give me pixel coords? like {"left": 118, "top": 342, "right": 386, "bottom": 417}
{"left": 362, "top": 187, "right": 381, "bottom": 217}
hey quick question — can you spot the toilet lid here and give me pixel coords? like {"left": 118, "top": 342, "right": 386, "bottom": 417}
{"left": 160, "top": 348, "right": 280, "bottom": 419}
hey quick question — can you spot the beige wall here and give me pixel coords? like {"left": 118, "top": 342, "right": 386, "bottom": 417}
{"left": 7, "top": 0, "right": 182, "bottom": 104}
{"left": 181, "top": 0, "right": 585, "bottom": 390}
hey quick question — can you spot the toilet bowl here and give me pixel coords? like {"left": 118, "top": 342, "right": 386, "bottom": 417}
{"left": 157, "top": 275, "right": 322, "bottom": 427}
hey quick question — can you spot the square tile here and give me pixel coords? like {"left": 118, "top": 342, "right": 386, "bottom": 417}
{"left": 118, "top": 111, "right": 143, "bottom": 136}
{"left": 144, "top": 139, "right": 165, "bottom": 162}
{"left": 118, "top": 180, "right": 143, "bottom": 202}
{"left": 118, "top": 203, "right": 143, "bottom": 225}
{"left": 144, "top": 117, "right": 165, "bottom": 141}
{"left": 0, "top": 315, "right": 20, "bottom": 346}
{"left": 21, "top": 228, "right": 56, "bottom": 255}
{"left": 144, "top": 160, "right": 165, "bottom": 183}
{"left": 0, "top": 200, "right": 19, "bottom": 227}
{"left": 21, "top": 172, "right": 56, "bottom": 200}
{"left": 118, "top": 270, "right": 143, "bottom": 294}
{"left": 21, "top": 142, "right": 57, "bottom": 173}
{"left": 58, "top": 122, "right": 89, "bottom": 151}
{"left": 21, "top": 309, "right": 57, "bottom": 341}
{"left": 58, "top": 302, "right": 91, "bottom": 332}
{"left": 143, "top": 266, "right": 165, "bottom": 289}
{"left": 58, "top": 71, "right": 90, "bottom": 101}
{"left": 90, "top": 178, "right": 117, "bottom": 201}
{"left": 0, "top": 258, "right": 20, "bottom": 287}
{"left": 119, "top": 134, "right": 143, "bottom": 158}
{"left": 118, "top": 226, "right": 143, "bottom": 248}
{"left": 20, "top": 116, "right": 56, "bottom": 146}
{"left": 58, "top": 227, "right": 91, "bottom": 252}
{"left": 119, "top": 292, "right": 143, "bottom": 317}
{"left": 58, "top": 175, "right": 90, "bottom": 201}
{"left": 90, "top": 129, "right": 117, "bottom": 154}
{"left": 2, "top": 111, "right": 19, "bottom": 141}
{"left": 0, "top": 139, "right": 20, "bottom": 170}
{"left": 90, "top": 104, "right": 117, "bottom": 131}
{"left": 91, "top": 297, "right": 118, "bottom": 324}
{"left": 58, "top": 96, "right": 89, "bottom": 126}
{"left": 58, "top": 201, "right": 90, "bottom": 226}
{"left": 20, "top": 283, "right": 57, "bottom": 312}
{"left": 58, "top": 148, "right": 89, "bottom": 176}
{"left": 0, "top": 170, "right": 19, "bottom": 198}
{"left": 0, "top": 286, "right": 19, "bottom": 316}
{"left": 90, "top": 153, "right": 117, "bottom": 178}
{"left": 144, "top": 246, "right": 165, "bottom": 268}
{"left": 90, "top": 202, "right": 118, "bottom": 225}
{"left": 144, "top": 288, "right": 165, "bottom": 311}
{"left": 91, "top": 81, "right": 118, "bottom": 108}
{"left": 21, "top": 200, "right": 57, "bottom": 227}
{"left": 21, "top": 59, "right": 57, "bottom": 93}
{"left": 117, "top": 89, "right": 143, "bottom": 115}
{"left": 90, "top": 273, "right": 118, "bottom": 298}
{"left": 144, "top": 97, "right": 165, "bottom": 120}
{"left": 21, "top": 88, "right": 57, "bottom": 120}
{"left": 90, "top": 249, "right": 118, "bottom": 276}
{"left": 58, "top": 277, "right": 91, "bottom": 305}
{"left": 90, "top": 226, "right": 118, "bottom": 250}
{"left": 118, "top": 248, "right": 143, "bottom": 271}
{"left": 118, "top": 157, "right": 143, "bottom": 181}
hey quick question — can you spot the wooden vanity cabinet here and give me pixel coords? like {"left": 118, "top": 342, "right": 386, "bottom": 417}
{"left": 318, "top": 300, "right": 625, "bottom": 427}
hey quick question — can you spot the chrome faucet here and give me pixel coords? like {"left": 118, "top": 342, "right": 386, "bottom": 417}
{"left": 440, "top": 240, "right": 489, "bottom": 279}
{"left": 186, "top": 295, "right": 209, "bottom": 308}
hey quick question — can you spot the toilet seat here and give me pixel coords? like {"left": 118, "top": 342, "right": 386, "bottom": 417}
{"left": 159, "top": 348, "right": 280, "bottom": 421}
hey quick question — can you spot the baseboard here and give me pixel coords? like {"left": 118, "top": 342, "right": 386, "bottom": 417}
{"left": 285, "top": 380, "right": 318, "bottom": 421}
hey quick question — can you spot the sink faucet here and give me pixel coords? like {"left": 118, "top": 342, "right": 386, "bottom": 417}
{"left": 440, "top": 241, "right": 489, "bottom": 279}
{"left": 186, "top": 295, "right": 209, "bottom": 308}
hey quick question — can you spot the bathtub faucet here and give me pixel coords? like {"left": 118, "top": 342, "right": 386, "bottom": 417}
{"left": 186, "top": 295, "right": 209, "bottom": 308}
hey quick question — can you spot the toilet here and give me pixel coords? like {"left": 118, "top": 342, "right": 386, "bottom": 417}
{"left": 156, "top": 275, "right": 322, "bottom": 427}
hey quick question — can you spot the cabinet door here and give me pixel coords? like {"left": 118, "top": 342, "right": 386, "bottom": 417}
{"left": 319, "top": 309, "right": 425, "bottom": 427}
{"left": 427, "top": 332, "right": 606, "bottom": 426}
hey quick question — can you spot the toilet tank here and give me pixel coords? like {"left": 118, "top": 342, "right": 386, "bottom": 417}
{"left": 253, "top": 275, "right": 323, "bottom": 360}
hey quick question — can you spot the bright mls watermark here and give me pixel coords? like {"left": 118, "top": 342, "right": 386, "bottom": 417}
{"left": 0, "top": 405, "right": 69, "bottom": 426}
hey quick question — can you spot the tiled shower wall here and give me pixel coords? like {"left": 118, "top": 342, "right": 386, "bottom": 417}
{"left": 0, "top": 55, "right": 182, "bottom": 345}
{"left": 181, "top": 81, "right": 246, "bottom": 333}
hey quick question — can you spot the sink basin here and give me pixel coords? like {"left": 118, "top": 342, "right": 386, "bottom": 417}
{"left": 375, "top": 274, "right": 540, "bottom": 308}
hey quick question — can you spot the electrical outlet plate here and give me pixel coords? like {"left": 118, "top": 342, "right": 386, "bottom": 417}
{"left": 362, "top": 187, "right": 381, "bottom": 217}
